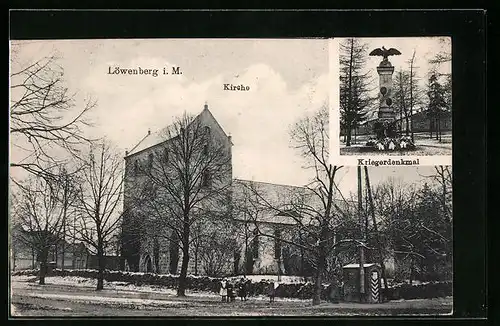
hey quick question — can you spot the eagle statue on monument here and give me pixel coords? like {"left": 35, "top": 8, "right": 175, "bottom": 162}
{"left": 369, "top": 46, "right": 402, "bottom": 62}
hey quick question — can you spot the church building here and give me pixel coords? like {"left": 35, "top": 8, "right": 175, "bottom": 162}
{"left": 120, "top": 103, "right": 303, "bottom": 276}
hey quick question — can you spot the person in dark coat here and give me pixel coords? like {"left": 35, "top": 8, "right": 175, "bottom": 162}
{"left": 238, "top": 278, "right": 248, "bottom": 301}
{"left": 227, "top": 280, "right": 235, "bottom": 302}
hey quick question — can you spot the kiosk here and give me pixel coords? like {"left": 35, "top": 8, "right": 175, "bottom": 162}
{"left": 343, "top": 263, "right": 382, "bottom": 303}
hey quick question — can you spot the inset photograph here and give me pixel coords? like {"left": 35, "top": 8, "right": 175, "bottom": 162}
{"left": 333, "top": 37, "right": 451, "bottom": 159}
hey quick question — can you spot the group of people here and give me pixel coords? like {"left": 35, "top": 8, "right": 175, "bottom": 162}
{"left": 219, "top": 277, "right": 250, "bottom": 302}
{"left": 219, "top": 278, "right": 281, "bottom": 303}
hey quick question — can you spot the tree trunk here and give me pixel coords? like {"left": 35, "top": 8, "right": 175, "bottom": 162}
{"left": 312, "top": 251, "right": 326, "bottom": 305}
{"left": 177, "top": 218, "right": 190, "bottom": 297}
{"left": 62, "top": 206, "right": 67, "bottom": 270}
{"left": 346, "top": 124, "right": 352, "bottom": 147}
{"left": 61, "top": 241, "right": 65, "bottom": 270}
{"left": 438, "top": 115, "right": 442, "bottom": 142}
{"left": 177, "top": 244, "right": 189, "bottom": 296}
{"left": 409, "top": 257, "right": 413, "bottom": 285}
{"left": 405, "top": 113, "right": 410, "bottom": 136}
{"left": 345, "top": 39, "right": 354, "bottom": 148}
{"left": 435, "top": 118, "right": 439, "bottom": 140}
{"left": 96, "top": 244, "right": 105, "bottom": 290}
{"left": 194, "top": 246, "right": 198, "bottom": 276}
{"left": 39, "top": 249, "right": 49, "bottom": 285}
{"left": 430, "top": 118, "right": 433, "bottom": 139}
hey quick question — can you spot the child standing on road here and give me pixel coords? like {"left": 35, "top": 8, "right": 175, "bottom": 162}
{"left": 220, "top": 279, "right": 228, "bottom": 302}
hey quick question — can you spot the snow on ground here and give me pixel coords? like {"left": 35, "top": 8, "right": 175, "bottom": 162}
{"left": 23, "top": 292, "right": 188, "bottom": 307}
{"left": 11, "top": 275, "right": 310, "bottom": 303}
{"left": 10, "top": 275, "right": 36, "bottom": 282}
{"left": 390, "top": 296, "right": 453, "bottom": 304}
{"left": 12, "top": 275, "right": 192, "bottom": 296}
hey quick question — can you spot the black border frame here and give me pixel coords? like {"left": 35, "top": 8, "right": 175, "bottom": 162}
{"left": 7, "top": 9, "right": 487, "bottom": 325}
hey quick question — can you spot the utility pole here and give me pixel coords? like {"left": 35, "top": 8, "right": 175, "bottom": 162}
{"left": 357, "top": 166, "right": 365, "bottom": 302}
{"left": 72, "top": 209, "right": 76, "bottom": 269}
{"left": 61, "top": 170, "right": 68, "bottom": 270}
{"left": 364, "top": 166, "right": 388, "bottom": 295}
{"left": 409, "top": 50, "right": 418, "bottom": 143}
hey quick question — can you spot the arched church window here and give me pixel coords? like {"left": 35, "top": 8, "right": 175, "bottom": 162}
{"left": 204, "top": 126, "right": 211, "bottom": 137}
{"left": 202, "top": 169, "right": 211, "bottom": 188}
{"left": 134, "top": 160, "right": 139, "bottom": 176}
{"left": 252, "top": 228, "right": 259, "bottom": 259}
{"left": 148, "top": 153, "right": 154, "bottom": 171}
{"left": 163, "top": 148, "right": 169, "bottom": 162}
{"left": 274, "top": 228, "right": 282, "bottom": 260}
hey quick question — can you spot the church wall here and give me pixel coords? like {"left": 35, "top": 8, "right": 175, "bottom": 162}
{"left": 122, "top": 106, "right": 233, "bottom": 275}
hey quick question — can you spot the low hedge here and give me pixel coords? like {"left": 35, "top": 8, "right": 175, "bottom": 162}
{"left": 383, "top": 281, "right": 452, "bottom": 300}
{"left": 12, "top": 269, "right": 451, "bottom": 301}
{"left": 12, "top": 269, "right": 334, "bottom": 300}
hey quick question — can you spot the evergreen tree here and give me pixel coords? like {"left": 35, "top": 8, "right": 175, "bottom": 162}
{"left": 339, "top": 38, "right": 373, "bottom": 146}
{"left": 426, "top": 72, "right": 448, "bottom": 141}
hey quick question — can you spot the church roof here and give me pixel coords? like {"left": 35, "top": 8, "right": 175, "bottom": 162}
{"left": 232, "top": 179, "right": 354, "bottom": 226}
{"left": 125, "top": 103, "right": 230, "bottom": 158}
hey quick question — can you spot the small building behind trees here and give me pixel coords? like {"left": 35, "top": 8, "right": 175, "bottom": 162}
{"left": 10, "top": 224, "right": 91, "bottom": 271}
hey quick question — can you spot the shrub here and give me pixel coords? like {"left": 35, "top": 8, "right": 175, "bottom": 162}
{"left": 383, "top": 281, "right": 452, "bottom": 300}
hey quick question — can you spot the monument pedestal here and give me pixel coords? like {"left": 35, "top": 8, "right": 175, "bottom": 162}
{"left": 376, "top": 63, "right": 396, "bottom": 138}
{"left": 365, "top": 60, "right": 415, "bottom": 151}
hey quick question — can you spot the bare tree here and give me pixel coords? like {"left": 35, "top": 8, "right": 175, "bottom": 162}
{"left": 407, "top": 50, "right": 422, "bottom": 143}
{"left": 426, "top": 71, "right": 448, "bottom": 142}
{"left": 10, "top": 50, "right": 96, "bottom": 180}
{"left": 428, "top": 37, "right": 452, "bottom": 72}
{"left": 11, "top": 172, "right": 69, "bottom": 284}
{"left": 237, "top": 106, "right": 364, "bottom": 305}
{"left": 130, "top": 112, "right": 232, "bottom": 296}
{"left": 427, "top": 38, "right": 452, "bottom": 139}
{"left": 372, "top": 171, "right": 452, "bottom": 284}
{"left": 199, "top": 228, "right": 236, "bottom": 277}
{"left": 432, "top": 166, "right": 452, "bottom": 221}
{"left": 50, "top": 165, "right": 82, "bottom": 270}
{"left": 393, "top": 70, "right": 412, "bottom": 135}
{"left": 74, "top": 140, "right": 124, "bottom": 290}
{"left": 393, "top": 51, "right": 423, "bottom": 140}
{"left": 371, "top": 178, "right": 423, "bottom": 283}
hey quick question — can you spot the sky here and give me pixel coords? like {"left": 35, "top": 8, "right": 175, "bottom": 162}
{"left": 359, "top": 36, "right": 451, "bottom": 77}
{"left": 9, "top": 38, "right": 447, "bottom": 196}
